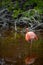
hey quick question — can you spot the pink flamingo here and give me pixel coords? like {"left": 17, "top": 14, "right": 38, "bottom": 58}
{"left": 25, "top": 28, "right": 38, "bottom": 65}
{"left": 25, "top": 28, "right": 38, "bottom": 48}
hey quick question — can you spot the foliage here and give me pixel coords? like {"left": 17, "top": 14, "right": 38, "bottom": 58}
{"left": 1, "top": 0, "right": 43, "bottom": 18}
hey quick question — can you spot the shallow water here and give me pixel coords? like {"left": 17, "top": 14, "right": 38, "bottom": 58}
{"left": 0, "top": 31, "right": 43, "bottom": 65}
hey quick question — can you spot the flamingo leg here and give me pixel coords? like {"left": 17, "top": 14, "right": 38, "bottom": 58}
{"left": 30, "top": 39, "right": 33, "bottom": 49}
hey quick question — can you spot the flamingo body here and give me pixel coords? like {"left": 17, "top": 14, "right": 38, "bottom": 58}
{"left": 25, "top": 31, "right": 38, "bottom": 41}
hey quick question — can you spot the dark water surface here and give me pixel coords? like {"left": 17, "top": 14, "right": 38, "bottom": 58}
{"left": 0, "top": 31, "right": 43, "bottom": 65}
